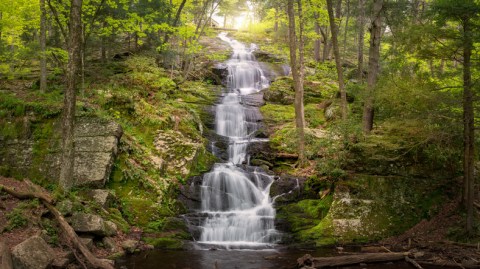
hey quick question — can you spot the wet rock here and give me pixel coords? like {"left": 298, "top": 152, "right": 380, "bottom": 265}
{"left": 121, "top": 240, "right": 139, "bottom": 254}
{"left": 270, "top": 174, "right": 310, "bottom": 204}
{"left": 211, "top": 63, "right": 229, "bottom": 85}
{"left": 87, "top": 189, "right": 114, "bottom": 208}
{"left": 70, "top": 213, "right": 106, "bottom": 236}
{"left": 12, "top": 236, "right": 54, "bottom": 269}
{"left": 241, "top": 92, "right": 265, "bottom": 107}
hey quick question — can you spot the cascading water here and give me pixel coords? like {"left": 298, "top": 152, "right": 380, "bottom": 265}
{"left": 197, "top": 33, "right": 279, "bottom": 248}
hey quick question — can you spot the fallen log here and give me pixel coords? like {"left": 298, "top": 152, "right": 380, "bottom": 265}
{"left": 405, "top": 256, "right": 424, "bottom": 269}
{"left": 0, "top": 182, "right": 114, "bottom": 269}
{"left": 297, "top": 252, "right": 408, "bottom": 268}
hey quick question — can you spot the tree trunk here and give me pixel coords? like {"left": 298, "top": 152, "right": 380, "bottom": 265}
{"left": 274, "top": 7, "right": 279, "bottom": 32}
{"left": 314, "top": 13, "right": 321, "bottom": 62}
{"left": 60, "top": 0, "right": 82, "bottom": 191}
{"left": 40, "top": 0, "right": 47, "bottom": 92}
{"left": 357, "top": 0, "right": 365, "bottom": 81}
{"left": 298, "top": 253, "right": 408, "bottom": 268}
{"left": 321, "top": 27, "right": 330, "bottom": 62}
{"left": 164, "top": 0, "right": 187, "bottom": 44}
{"left": 327, "top": 0, "right": 347, "bottom": 120}
{"left": 362, "top": 0, "right": 382, "bottom": 134}
{"left": 287, "top": 0, "right": 306, "bottom": 165}
{"left": 462, "top": 18, "right": 474, "bottom": 234}
{"left": 343, "top": 0, "right": 350, "bottom": 55}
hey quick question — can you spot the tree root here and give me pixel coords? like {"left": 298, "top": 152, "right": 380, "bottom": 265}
{"left": 0, "top": 180, "right": 114, "bottom": 269}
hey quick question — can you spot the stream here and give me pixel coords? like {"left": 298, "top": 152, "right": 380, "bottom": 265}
{"left": 116, "top": 33, "right": 424, "bottom": 269}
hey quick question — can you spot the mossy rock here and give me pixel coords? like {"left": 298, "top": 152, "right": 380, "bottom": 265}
{"left": 143, "top": 237, "right": 185, "bottom": 250}
{"left": 263, "top": 77, "right": 294, "bottom": 105}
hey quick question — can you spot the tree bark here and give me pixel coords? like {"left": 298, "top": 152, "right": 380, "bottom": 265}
{"left": 362, "top": 0, "right": 383, "bottom": 134}
{"left": 314, "top": 13, "right": 321, "bottom": 62}
{"left": 60, "top": 0, "right": 82, "bottom": 191}
{"left": 298, "top": 253, "right": 408, "bottom": 268}
{"left": 343, "top": 0, "right": 350, "bottom": 55}
{"left": 327, "top": 0, "right": 347, "bottom": 120}
{"left": 287, "top": 0, "right": 306, "bottom": 165}
{"left": 39, "top": 0, "right": 47, "bottom": 93}
{"left": 462, "top": 18, "right": 474, "bottom": 234}
{"left": 357, "top": 0, "right": 365, "bottom": 81}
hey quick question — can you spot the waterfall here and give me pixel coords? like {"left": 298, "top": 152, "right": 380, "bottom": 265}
{"left": 197, "top": 33, "right": 279, "bottom": 248}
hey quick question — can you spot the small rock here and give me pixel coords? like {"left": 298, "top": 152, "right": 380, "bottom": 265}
{"left": 104, "top": 221, "right": 118, "bottom": 236}
{"left": 359, "top": 263, "right": 367, "bottom": 266}
{"left": 121, "top": 240, "right": 139, "bottom": 254}
{"left": 87, "top": 189, "right": 114, "bottom": 208}
{"left": 102, "top": 237, "right": 117, "bottom": 252}
{"left": 70, "top": 213, "right": 106, "bottom": 236}
{"left": 57, "top": 200, "right": 73, "bottom": 216}
{"left": 51, "top": 251, "right": 75, "bottom": 269}
{"left": 79, "top": 236, "right": 94, "bottom": 250}
{"left": 12, "top": 236, "right": 54, "bottom": 269}
{"left": 144, "top": 244, "right": 154, "bottom": 250}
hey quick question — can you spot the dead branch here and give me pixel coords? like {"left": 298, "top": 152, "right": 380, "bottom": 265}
{"left": 405, "top": 256, "right": 424, "bottom": 269}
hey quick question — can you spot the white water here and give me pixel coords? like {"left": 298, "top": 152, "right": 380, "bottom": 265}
{"left": 198, "top": 33, "right": 279, "bottom": 248}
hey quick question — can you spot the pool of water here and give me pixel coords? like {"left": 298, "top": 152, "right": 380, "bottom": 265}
{"left": 115, "top": 247, "right": 423, "bottom": 269}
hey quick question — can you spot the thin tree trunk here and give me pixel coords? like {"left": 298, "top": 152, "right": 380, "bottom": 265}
{"left": 357, "top": 0, "right": 365, "bottom": 81}
{"left": 287, "top": 0, "right": 306, "bottom": 165}
{"left": 462, "top": 19, "right": 474, "bottom": 234}
{"left": 362, "top": 0, "right": 382, "bottom": 133}
{"left": 164, "top": 0, "right": 187, "bottom": 44}
{"left": 60, "top": 0, "right": 83, "bottom": 191}
{"left": 274, "top": 7, "right": 279, "bottom": 32}
{"left": 321, "top": 27, "right": 330, "bottom": 62}
{"left": 327, "top": 0, "right": 347, "bottom": 120}
{"left": 343, "top": 0, "right": 350, "bottom": 55}
{"left": 40, "top": 0, "right": 47, "bottom": 92}
{"left": 314, "top": 13, "right": 321, "bottom": 62}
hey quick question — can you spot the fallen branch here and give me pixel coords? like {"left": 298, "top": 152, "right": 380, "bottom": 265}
{"left": 297, "top": 252, "right": 408, "bottom": 268}
{"left": 0, "top": 182, "right": 114, "bottom": 269}
{"left": 405, "top": 256, "right": 424, "bottom": 269}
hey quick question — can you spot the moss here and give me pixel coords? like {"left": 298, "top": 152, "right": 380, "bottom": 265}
{"left": 276, "top": 196, "right": 333, "bottom": 242}
{"left": 143, "top": 237, "right": 184, "bottom": 249}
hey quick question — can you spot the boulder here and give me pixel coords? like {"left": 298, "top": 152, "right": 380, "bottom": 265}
{"left": 79, "top": 236, "right": 94, "bottom": 250}
{"left": 11, "top": 236, "right": 54, "bottom": 269}
{"left": 70, "top": 213, "right": 106, "bottom": 236}
{"left": 121, "top": 240, "right": 139, "bottom": 254}
{"left": 102, "top": 237, "right": 117, "bottom": 252}
{"left": 51, "top": 251, "right": 74, "bottom": 269}
{"left": 87, "top": 189, "right": 114, "bottom": 208}
{"left": 104, "top": 221, "right": 118, "bottom": 236}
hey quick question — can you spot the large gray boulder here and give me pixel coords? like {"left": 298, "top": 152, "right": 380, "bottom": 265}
{"left": 0, "top": 117, "right": 123, "bottom": 189}
{"left": 11, "top": 236, "right": 54, "bottom": 269}
{"left": 70, "top": 213, "right": 106, "bottom": 236}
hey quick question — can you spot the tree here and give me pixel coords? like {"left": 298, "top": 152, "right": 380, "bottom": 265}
{"left": 357, "top": 0, "right": 365, "bottom": 81}
{"left": 326, "top": 0, "right": 347, "bottom": 120}
{"left": 39, "top": 0, "right": 47, "bottom": 92}
{"left": 287, "top": 0, "right": 306, "bottom": 165}
{"left": 362, "top": 0, "right": 383, "bottom": 133}
{"left": 59, "top": 0, "right": 83, "bottom": 191}
{"left": 430, "top": 0, "right": 479, "bottom": 234}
